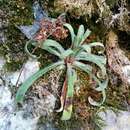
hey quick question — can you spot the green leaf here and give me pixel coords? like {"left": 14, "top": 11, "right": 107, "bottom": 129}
{"left": 64, "top": 23, "right": 75, "bottom": 44}
{"left": 25, "top": 40, "right": 39, "bottom": 59}
{"left": 73, "top": 61, "right": 93, "bottom": 74}
{"left": 46, "top": 46, "right": 61, "bottom": 58}
{"left": 89, "top": 42, "right": 105, "bottom": 54}
{"left": 67, "top": 64, "right": 77, "bottom": 97}
{"left": 80, "top": 44, "right": 91, "bottom": 53}
{"left": 61, "top": 64, "right": 77, "bottom": 120}
{"left": 15, "top": 61, "right": 64, "bottom": 103}
{"left": 78, "top": 42, "right": 104, "bottom": 54}
{"left": 76, "top": 52, "right": 106, "bottom": 76}
{"left": 61, "top": 105, "right": 73, "bottom": 120}
{"left": 32, "top": 39, "right": 65, "bottom": 56}
{"left": 43, "top": 39, "right": 64, "bottom": 53}
{"left": 74, "top": 25, "right": 85, "bottom": 47}
{"left": 73, "top": 61, "right": 107, "bottom": 106}
{"left": 94, "top": 77, "right": 108, "bottom": 91}
{"left": 72, "top": 45, "right": 91, "bottom": 57}
{"left": 61, "top": 49, "right": 74, "bottom": 59}
{"left": 80, "top": 29, "right": 91, "bottom": 44}
{"left": 90, "top": 76, "right": 108, "bottom": 106}
{"left": 89, "top": 42, "right": 104, "bottom": 48}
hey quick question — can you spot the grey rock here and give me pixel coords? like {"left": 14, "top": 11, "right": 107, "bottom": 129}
{"left": 97, "top": 108, "right": 130, "bottom": 130}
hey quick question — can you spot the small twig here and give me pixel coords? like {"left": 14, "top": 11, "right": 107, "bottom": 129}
{"left": 15, "top": 63, "right": 25, "bottom": 88}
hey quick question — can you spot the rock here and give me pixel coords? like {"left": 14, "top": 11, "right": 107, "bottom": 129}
{"left": 0, "top": 86, "right": 14, "bottom": 109}
{"left": 7, "top": 58, "right": 40, "bottom": 86}
{"left": 97, "top": 108, "right": 130, "bottom": 130}
{"left": 0, "top": 69, "right": 39, "bottom": 130}
{"left": 30, "top": 90, "right": 56, "bottom": 117}
{"left": 38, "top": 122, "right": 59, "bottom": 130}
{"left": 0, "top": 111, "right": 38, "bottom": 130}
{"left": 106, "top": 30, "right": 130, "bottom": 85}
{"left": 0, "top": 80, "right": 38, "bottom": 130}
{"left": 0, "top": 56, "right": 58, "bottom": 130}
{"left": 0, "top": 32, "right": 7, "bottom": 43}
{"left": 122, "top": 65, "right": 130, "bottom": 84}
{"left": 117, "top": 111, "right": 130, "bottom": 129}
{"left": 103, "top": 126, "right": 119, "bottom": 130}
{"left": 0, "top": 57, "right": 6, "bottom": 70}
{"left": 9, "top": 111, "right": 38, "bottom": 130}
{"left": 0, "top": 57, "right": 41, "bottom": 130}
{"left": 98, "top": 109, "right": 117, "bottom": 126}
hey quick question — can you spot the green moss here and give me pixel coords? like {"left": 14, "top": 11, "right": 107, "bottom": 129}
{"left": 54, "top": 113, "right": 84, "bottom": 130}
{"left": 106, "top": 0, "right": 119, "bottom": 8}
{"left": 0, "top": 0, "right": 34, "bottom": 71}
{"left": 4, "top": 61, "right": 23, "bottom": 72}
{"left": 105, "top": 84, "right": 127, "bottom": 110}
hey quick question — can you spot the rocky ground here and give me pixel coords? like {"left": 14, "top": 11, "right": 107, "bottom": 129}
{"left": 1, "top": 0, "right": 130, "bottom": 130}
{"left": 1, "top": 56, "right": 130, "bottom": 130}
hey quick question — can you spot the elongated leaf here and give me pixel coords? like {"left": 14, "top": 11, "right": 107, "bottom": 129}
{"left": 73, "top": 61, "right": 93, "bottom": 74}
{"left": 76, "top": 52, "right": 106, "bottom": 76}
{"left": 73, "top": 61, "right": 107, "bottom": 106}
{"left": 32, "top": 39, "right": 65, "bottom": 58}
{"left": 64, "top": 23, "right": 75, "bottom": 44}
{"left": 79, "top": 42, "right": 104, "bottom": 54}
{"left": 61, "top": 64, "right": 77, "bottom": 120}
{"left": 32, "top": 39, "right": 65, "bottom": 53}
{"left": 25, "top": 40, "right": 40, "bottom": 59}
{"left": 89, "top": 42, "right": 105, "bottom": 54}
{"left": 94, "top": 77, "right": 108, "bottom": 91}
{"left": 43, "top": 39, "right": 65, "bottom": 53}
{"left": 76, "top": 52, "right": 106, "bottom": 64}
{"left": 74, "top": 25, "right": 85, "bottom": 47}
{"left": 89, "top": 42, "right": 104, "bottom": 48}
{"left": 61, "top": 49, "right": 74, "bottom": 59}
{"left": 67, "top": 65, "right": 77, "bottom": 97}
{"left": 80, "top": 44, "right": 91, "bottom": 53}
{"left": 74, "top": 61, "right": 108, "bottom": 91}
{"left": 80, "top": 29, "right": 91, "bottom": 44}
{"left": 16, "top": 61, "right": 64, "bottom": 103}
{"left": 90, "top": 75, "right": 108, "bottom": 106}
{"left": 73, "top": 45, "right": 91, "bottom": 57}
{"left": 61, "top": 105, "right": 73, "bottom": 120}
{"left": 46, "top": 47, "right": 61, "bottom": 58}
{"left": 56, "top": 77, "right": 67, "bottom": 112}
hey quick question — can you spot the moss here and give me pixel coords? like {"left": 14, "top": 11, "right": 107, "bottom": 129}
{"left": 105, "top": 83, "right": 127, "bottom": 110}
{"left": 54, "top": 113, "right": 85, "bottom": 130}
{"left": 0, "top": 0, "right": 33, "bottom": 71}
{"left": 106, "top": 0, "right": 119, "bottom": 8}
{"left": 4, "top": 60, "right": 23, "bottom": 72}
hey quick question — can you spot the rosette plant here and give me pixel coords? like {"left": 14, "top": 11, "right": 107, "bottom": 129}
{"left": 16, "top": 23, "right": 108, "bottom": 120}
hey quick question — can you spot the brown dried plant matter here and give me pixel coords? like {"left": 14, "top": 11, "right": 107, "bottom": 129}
{"left": 34, "top": 14, "right": 68, "bottom": 41}
{"left": 25, "top": 69, "right": 63, "bottom": 117}
{"left": 106, "top": 30, "right": 130, "bottom": 84}
{"left": 53, "top": 0, "right": 130, "bottom": 31}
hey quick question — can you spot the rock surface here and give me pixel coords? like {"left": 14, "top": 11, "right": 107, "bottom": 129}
{"left": 98, "top": 108, "right": 130, "bottom": 130}
{"left": 7, "top": 58, "right": 40, "bottom": 86}
{"left": 0, "top": 57, "right": 56, "bottom": 130}
{"left": 0, "top": 77, "right": 38, "bottom": 130}
{"left": 122, "top": 65, "right": 130, "bottom": 84}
